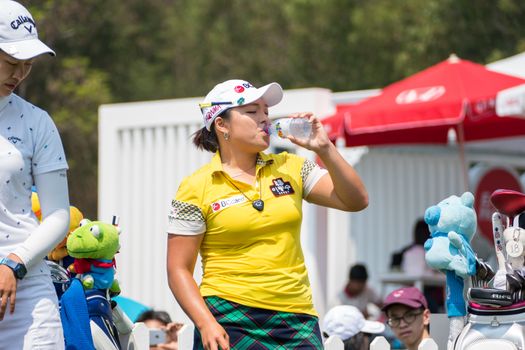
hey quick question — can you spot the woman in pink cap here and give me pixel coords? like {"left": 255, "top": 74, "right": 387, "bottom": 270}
{"left": 166, "top": 79, "right": 368, "bottom": 350}
{"left": 0, "top": 1, "right": 69, "bottom": 349}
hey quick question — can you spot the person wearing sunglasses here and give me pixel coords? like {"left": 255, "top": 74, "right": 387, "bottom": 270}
{"left": 382, "top": 287, "right": 430, "bottom": 350}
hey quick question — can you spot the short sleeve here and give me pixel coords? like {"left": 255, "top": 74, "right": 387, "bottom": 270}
{"left": 167, "top": 177, "right": 206, "bottom": 235}
{"left": 369, "top": 286, "right": 382, "bottom": 306}
{"left": 32, "top": 112, "right": 68, "bottom": 175}
{"left": 301, "top": 159, "right": 328, "bottom": 198}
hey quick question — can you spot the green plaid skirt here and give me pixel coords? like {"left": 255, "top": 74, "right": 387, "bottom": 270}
{"left": 193, "top": 296, "right": 324, "bottom": 350}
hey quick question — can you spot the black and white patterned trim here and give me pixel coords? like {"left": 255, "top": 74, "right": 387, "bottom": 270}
{"left": 256, "top": 155, "right": 274, "bottom": 166}
{"left": 169, "top": 200, "right": 204, "bottom": 222}
{"left": 300, "top": 159, "right": 317, "bottom": 184}
{"left": 167, "top": 200, "right": 206, "bottom": 235}
{"left": 301, "top": 159, "right": 328, "bottom": 197}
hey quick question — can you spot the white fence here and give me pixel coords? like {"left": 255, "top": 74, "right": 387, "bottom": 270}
{"left": 176, "top": 325, "right": 439, "bottom": 350}
{"left": 369, "top": 337, "right": 438, "bottom": 350}
{"left": 173, "top": 313, "right": 450, "bottom": 349}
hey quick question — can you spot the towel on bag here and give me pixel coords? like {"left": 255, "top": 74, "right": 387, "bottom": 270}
{"left": 60, "top": 278, "right": 96, "bottom": 350}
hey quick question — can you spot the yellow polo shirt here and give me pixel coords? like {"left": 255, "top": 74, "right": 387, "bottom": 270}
{"left": 168, "top": 151, "right": 326, "bottom": 316}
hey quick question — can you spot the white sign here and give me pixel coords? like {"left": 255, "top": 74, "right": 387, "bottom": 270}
{"left": 496, "top": 83, "right": 525, "bottom": 117}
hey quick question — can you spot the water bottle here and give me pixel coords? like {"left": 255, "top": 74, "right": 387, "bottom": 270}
{"left": 267, "top": 118, "right": 312, "bottom": 139}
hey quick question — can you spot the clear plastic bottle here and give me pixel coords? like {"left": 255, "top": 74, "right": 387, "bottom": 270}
{"left": 266, "top": 118, "right": 312, "bottom": 139}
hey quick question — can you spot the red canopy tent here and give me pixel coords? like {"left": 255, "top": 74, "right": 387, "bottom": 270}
{"left": 324, "top": 55, "right": 525, "bottom": 147}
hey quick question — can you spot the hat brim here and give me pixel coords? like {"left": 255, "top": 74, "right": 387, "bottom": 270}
{"left": 381, "top": 299, "right": 425, "bottom": 312}
{"left": 0, "top": 39, "right": 55, "bottom": 60}
{"left": 361, "top": 320, "right": 385, "bottom": 334}
{"left": 242, "top": 82, "right": 283, "bottom": 107}
{"left": 201, "top": 81, "right": 283, "bottom": 131}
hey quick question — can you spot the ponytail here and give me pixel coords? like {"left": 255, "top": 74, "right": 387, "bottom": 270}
{"left": 192, "top": 126, "right": 219, "bottom": 153}
{"left": 192, "top": 110, "right": 231, "bottom": 153}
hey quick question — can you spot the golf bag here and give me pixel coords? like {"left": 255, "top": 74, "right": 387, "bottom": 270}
{"left": 454, "top": 189, "right": 525, "bottom": 350}
{"left": 454, "top": 301, "right": 525, "bottom": 350}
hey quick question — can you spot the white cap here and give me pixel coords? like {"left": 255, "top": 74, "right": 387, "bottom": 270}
{"left": 0, "top": 0, "right": 55, "bottom": 59}
{"left": 200, "top": 79, "right": 283, "bottom": 131}
{"left": 323, "top": 305, "right": 385, "bottom": 341}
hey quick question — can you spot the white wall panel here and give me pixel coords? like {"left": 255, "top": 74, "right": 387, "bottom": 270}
{"left": 327, "top": 147, "right": 466, "bottom": 302}
{"left": 99, "top": 96, "right": 209, "bottom": 324}
{"left": 99, "top": 91, "right": 525, "bottom": 331}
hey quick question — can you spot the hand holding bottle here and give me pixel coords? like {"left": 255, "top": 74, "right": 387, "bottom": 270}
{"left": 267, "top": 113, "right": 331, "bottom": 154}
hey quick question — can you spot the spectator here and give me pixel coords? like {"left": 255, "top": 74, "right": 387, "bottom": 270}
{"left": 331, "top": 263, "right": 382, "bottom": 318}
{"left": 390, "top": 219, "right": 431, "bottom": 274}
{"left": 390, "top": 219, "right": 445, "bottom": 313}
{"left": 136, "top": 310, "right": 183, "bottom": 350}
{"left": 323, "top": 305, "right": 385, "bottom": 350}
{"left": 382, "top": 287, "right": 430, "bottom": 350}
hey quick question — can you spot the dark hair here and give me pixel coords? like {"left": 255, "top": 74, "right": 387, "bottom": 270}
{"left": 192, "top": 110, "right": 231, "bottom": 153}
{"left": 349, "top": 264, "right": 368, "bottom": 281}
{"left": 343, "top": 332, "right": 368, "bottom": 350}
{"left": 323, "top": 331, "right": 368, "bottom": 350}
{"left": 414, "top": 218, "right": 430, "bottom": 246}
{"left": 136, "top": 310, "right": 172, "bottom": 325}
{"left": 390, "top": 219, "right": 431, "bottom": 269}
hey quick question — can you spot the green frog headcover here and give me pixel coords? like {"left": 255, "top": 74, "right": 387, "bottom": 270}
{"left": 66, "top": 219, "right": 121, "bottom": 290}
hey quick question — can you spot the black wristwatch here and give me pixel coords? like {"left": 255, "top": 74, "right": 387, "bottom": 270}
{"left": 0, "top": 257, "right": 27, "bottom": 280}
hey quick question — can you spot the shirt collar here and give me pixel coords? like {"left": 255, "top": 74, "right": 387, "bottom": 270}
{"left": 0, "top": 94, "right": 11, "bottom": 113}
{"left": 256, "top": 152, "right": 274, "bottom": 167}
{"left": 210, "top": 151, "right": 274, "bottom": 175}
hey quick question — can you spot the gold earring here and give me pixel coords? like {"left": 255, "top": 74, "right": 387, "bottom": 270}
{"left": 224, "top": 132, "right": 230, "bottom": 140}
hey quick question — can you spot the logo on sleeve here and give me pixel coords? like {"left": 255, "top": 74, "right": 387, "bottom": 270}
{"left": 270, "top": 178, "right": 295, "bottom": 197}
{"left": 211, "top": 195, "right": 247, "bottom": 212}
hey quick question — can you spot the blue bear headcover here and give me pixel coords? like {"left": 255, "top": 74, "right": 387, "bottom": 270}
{"left": 425, "top": 192, "right": 476, "bottom": 243}
{"left": 424, "top": 192, "right": 477, "bottom": 317}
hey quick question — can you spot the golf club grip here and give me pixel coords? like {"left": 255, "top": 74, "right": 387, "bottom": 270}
{"left": 469, "top": 288, "right": 514, "bottom": 307}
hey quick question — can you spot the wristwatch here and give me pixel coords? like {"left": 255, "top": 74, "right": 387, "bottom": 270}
{"left": 0, "top": 257, "right": 27, "bottom": 280}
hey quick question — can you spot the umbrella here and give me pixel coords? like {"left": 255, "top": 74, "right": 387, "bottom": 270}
{"left": 323, "top": 55, "right": 525, "bottom": 187}
{"left": 112, "top": 295, "right": 151, "bottom": 322}
{"left": 326, "top": 55, "right": 525, "bottom": 147}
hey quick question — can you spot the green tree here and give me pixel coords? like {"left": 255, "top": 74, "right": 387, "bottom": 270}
{"left": 13, "top": 0, "right": 525, "bottom": 216}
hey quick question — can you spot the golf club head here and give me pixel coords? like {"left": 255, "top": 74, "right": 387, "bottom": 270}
{"left": 475, "top": 260, "right": 495, "bottom": 286}
{"left": 476, "top": 259, "right": 489, "bottom": 280}
{"left": 513, "top": 269, "right": 525, "bottom": 284}
{"left": 505, "top": 262, "right": 514, "bottom": 273}
{"left": 45, "top": 260, "right": 70, "bottom": 284}
{"left": 507, "top": 273, "right": 522, "bottom": 292}
{"left": 482, "top": 261, "right": 495, "bottom": 281}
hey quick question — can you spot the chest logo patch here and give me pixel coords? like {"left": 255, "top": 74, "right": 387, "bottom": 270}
{"left": 211, "top": 195, "right": 247, "bottom": 212}
{"left": 270, "top": 178, "right": 295, "bottom": 197}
